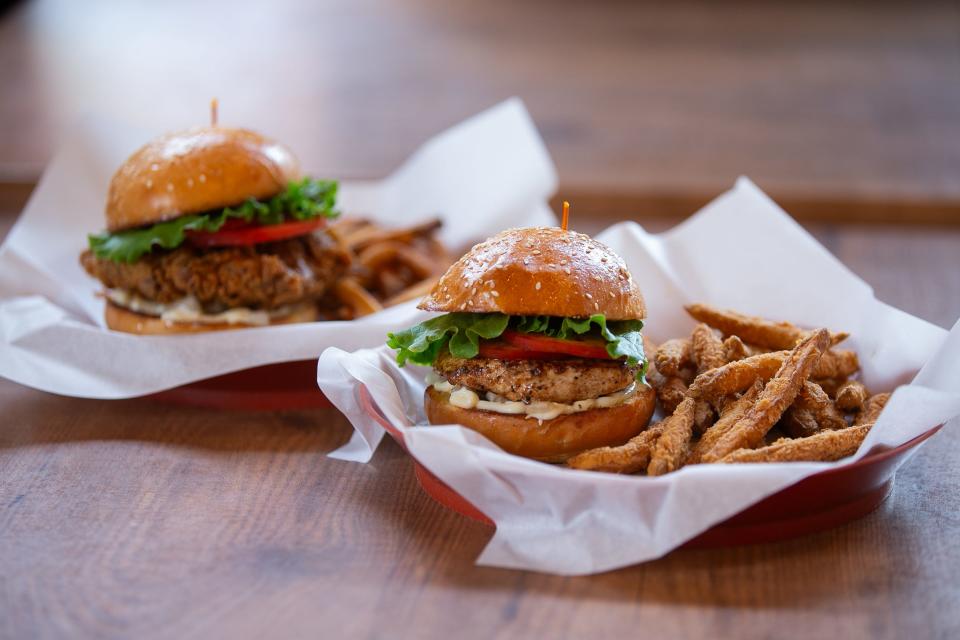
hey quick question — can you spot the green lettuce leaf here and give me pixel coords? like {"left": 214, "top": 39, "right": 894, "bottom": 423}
{"left": 387, "top": 312, "right": 647, "bottom": 377}
{"left": 88, "top": 178, "right": 339, "bottom": 263}
{"left": 387, "top": 313, "right": 510, "bottom": 366}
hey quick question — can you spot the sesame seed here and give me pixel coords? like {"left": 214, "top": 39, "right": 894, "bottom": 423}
{"left": 586, "top": 293, "right": 593, "bottom": 299}
{"left": 460, "top": 303, "right": 466, "bottom": 310}
{"left": 532, "top": 250, "right": 541, "bottom": 255}
{"left": 523, "top": 258, "right": 530, "bottom": 265}
{"left": 199, "top": 174, "right": 207, "bottom": 183}
{"left": 535, "top": 282, "right": 541, "bottom": 290}
{"left": 560, "top": 259, "right": 567, "bottom": 265}
{"left": 600, "top": 257, "right": 607, "bottom": 262}
{"left": 594, "top": 302, "right": 600, "bottom": 310}
{"left": 491, "top": 291, "right": 499, "bottom": 297}
{"left": 609, "top": 291, "right": 616, "bottom": 298}
{"left": 564, "top": 267, "right": 571, "bottom": 274}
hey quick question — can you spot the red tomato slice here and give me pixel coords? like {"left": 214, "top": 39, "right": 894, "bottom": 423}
{"left": 186, "top": 218, "right": 327, "bottom": 247}
{"left": 500, "top": 329, "right": 611, "bottom": 360}
{"left": 477, "top": 341, "right": 568, "bottom": 361}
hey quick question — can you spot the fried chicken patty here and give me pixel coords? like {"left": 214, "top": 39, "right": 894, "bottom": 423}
{"left": 80, "top": 231, "right": 350, "bottom": 312}
{"left": 434, "top": 351, "right": 638, "bottom": 404}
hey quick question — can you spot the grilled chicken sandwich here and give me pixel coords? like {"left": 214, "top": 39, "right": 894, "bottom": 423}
{"left": 388, "top": 227, "right": 655, "bottom": 462}
{"left": 81, "top": 126, "right": 348, "bottom": 333}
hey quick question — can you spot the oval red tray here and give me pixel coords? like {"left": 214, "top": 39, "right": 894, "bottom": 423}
{"left": 358, "top": 385, "right": 940, "bottom": 548}
{"left": 148, "top": 360, "right": 330, "bottom": 410}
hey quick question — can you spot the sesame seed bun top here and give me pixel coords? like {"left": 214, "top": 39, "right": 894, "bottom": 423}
{"left": 104, "top": 126, "right": 300, "bottom": 232}
{"left": 418, "top": 226, "right": 645, "bottom": 320}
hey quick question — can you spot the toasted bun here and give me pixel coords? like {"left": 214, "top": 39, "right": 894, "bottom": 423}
{"left": 424, "top": 383, "right": 656, "bottom": 462}
{"left": 104, "top": 301, "right": 318, "bottom": 335}
{"left": 419, "top": 227, "right": 644, "bottom": 320}
{"left": 105, "top": 127, "right": 300, "bottom": 232}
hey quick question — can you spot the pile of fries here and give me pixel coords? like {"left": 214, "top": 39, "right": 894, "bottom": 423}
{"left": 324, "top": 218, "right": 450, "bottom": 319}
{"left": 568, "top": 304, "right": 889, "bottom": 474}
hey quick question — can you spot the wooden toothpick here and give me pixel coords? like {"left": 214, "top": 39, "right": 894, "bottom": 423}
{"left": 561, "top": 200, "right": 570, "bottom": 231}
{"left": 210, "top": 98, "right": 219, "bottom": 126}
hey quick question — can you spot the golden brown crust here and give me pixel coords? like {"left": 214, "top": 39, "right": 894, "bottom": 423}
{"left": 647, "top": 397, "right": 696, "bottom": 476}
{"left": 684, "top": 303, "right": 848, "bottom": 350}
{"left": 653, "top": 338, "right": 692, "bottom": 376}
{"left": 424, "top": 383, "right": 656, "bottom": 462}
{"left": 566, "top": 422, "right": 666, "bottom": 473}
{"left": 719, "top": 423, "right": 871, "bottom": 464}
{"left": 104, "top": 300, "right": 317, "bottom": 334}
{"left": 701, "top": 329, "right": 831, "bottom": 463}
{"left": 105, "top": 127, "right": 300, "bottom": 232}
{"left": 835, "top": 380, "right": 869, "bottom": 411}
{"left": 418, "top": 227, "right": 645, "bottom": 320}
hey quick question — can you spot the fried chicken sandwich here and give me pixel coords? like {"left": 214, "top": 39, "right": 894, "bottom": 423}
{"left": 81, "top": 126, "right": 348, "bottom": 333}
{"left": 388, "top": 227, "right": 654, "bottom": 462}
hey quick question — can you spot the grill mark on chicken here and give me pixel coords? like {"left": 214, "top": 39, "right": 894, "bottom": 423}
{"left": 434, "top": 351, "right": 638, "bottom": 404}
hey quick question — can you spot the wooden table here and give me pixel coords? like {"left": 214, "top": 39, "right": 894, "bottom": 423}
{"left": 2, "top": 0, "right": 960, "bottom": 223}
{"left": 2, "top": 206, "right": 959, "bottom": 638}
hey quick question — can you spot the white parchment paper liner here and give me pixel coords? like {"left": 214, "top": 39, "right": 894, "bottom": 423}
{"left": 317, "top": 178, "right": 960, "bottom": 575}
{"left": 0, "top": 98, "right": 557, "bottom": 398}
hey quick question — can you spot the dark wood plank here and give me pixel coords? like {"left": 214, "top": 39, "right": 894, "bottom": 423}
{"left": 1, "top": 0, "right": 960, "bottom": 223}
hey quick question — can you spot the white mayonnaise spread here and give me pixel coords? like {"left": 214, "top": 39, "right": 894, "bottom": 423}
{"left": 105, "top": 289, "right": 290, "bottom": 326}
{"left": 433, "top": 377, "right": 639, "bottom": 422}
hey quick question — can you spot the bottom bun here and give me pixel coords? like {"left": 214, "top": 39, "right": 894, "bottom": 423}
{"left": 424, "top": 383, "right": 656, "bottom": 462}
{"left": 104, "top": 301, "right": 319, "bottom": 335}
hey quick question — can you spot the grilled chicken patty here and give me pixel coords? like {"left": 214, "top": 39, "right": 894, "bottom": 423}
{"left": 434, "top": 351, "right": 638, "bottom": 404}
{"left": 81, "top": 232, "right": 350, "bottom": 312}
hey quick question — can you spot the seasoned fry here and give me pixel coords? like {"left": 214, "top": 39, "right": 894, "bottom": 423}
{"left": 723, "top": 335, "right": 749, "bottom": 363}
{"left": 331, "top": 218, "right": 443, "bottom": 251}
{"left": 691, "top": 324, "right": 726, "bottom": 372}
{"left": 688, "top": 380, "right": 764, "bottom": 464}
{"left": 693, "top": 400, "right": 715, "bottom": 435}
{"left": 653, "top": 338, "right": 692, "bottom": 377}
{"left": 854, "top": 392, "right": 890, "bottom": 426}
{"left": 690, "top": 324, "right": 723, "bottom": 432}
{"left": 835, "top": 380, "right": 869, "bottom": 411}
{"left": 815, "top": 349, "right": 860, "bottom": 380}
{"left": 719, "top": 423, "right": 872, "bottom": 464}
{"left": 656, "top": 376, "right": 688, "bottom": 415}
{"left": 358, "top": 241, "right": 438, "bottom": 279}
{"left": 568, "top": 304, "right": 886, "bottom": 476}
{"left": 793, "top": 381, "right": 848, "bottom": 431}
{"left": 685, "top": 303, "right": 847, "bottom": 349}
{"left": 690, "top": 348, "right": 859, "bottom": 401}
{"left": 701, "top": 329, "right": 831, "bottom": 463}
{"left": 782, "top": 407, "right": 822, "bottom": 439}
{"left": 815, "top": 377, "right": 845, "bottom": 398}
{"left": 688, "top": 351, "right": 787, "bottom": 401}
{"left": 647, "top": 398, "right": 696, "bottom": 476}
{"left": 333, "top": 278, "right": 383, "bottom": 317}
{"left": 326, "top": 217, "right": 449, "bottom": 317}
{"left": 566, "top": 422, "right": 666, "bottom": 473}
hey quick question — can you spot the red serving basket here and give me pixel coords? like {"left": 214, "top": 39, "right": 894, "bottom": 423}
{"left": 358, "top": 385, "right": 940, "bottom": 548}
{"left": 149, "top": 360, "right": 331, "bottom": 410}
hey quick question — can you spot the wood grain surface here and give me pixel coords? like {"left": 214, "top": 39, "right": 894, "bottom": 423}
{"left": 2, "top": 0, "right": 960, "bottom": 223}
{"left": 1, "top": 206, "right": 959, "bottom": 639}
